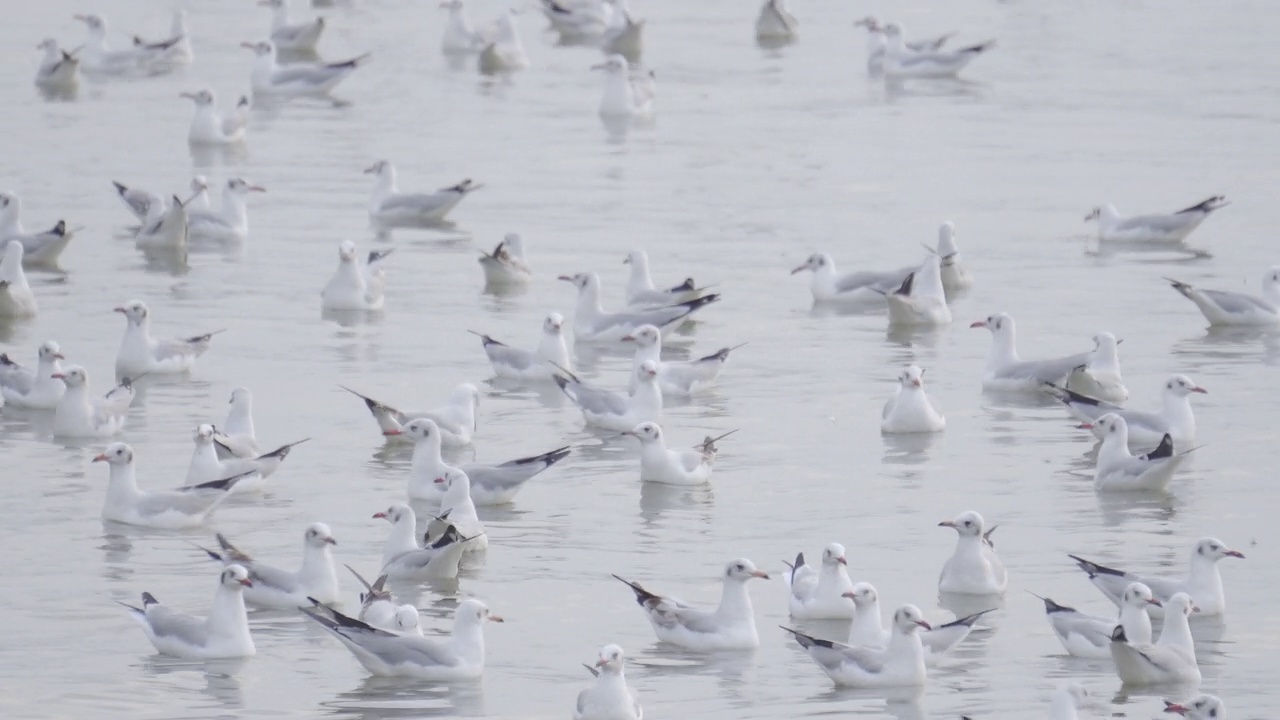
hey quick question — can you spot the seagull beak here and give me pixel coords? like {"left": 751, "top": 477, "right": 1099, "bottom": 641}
{"left": 324, "top": 537, "right": 337, "bottom": 545}
{"left": 751, "top": 570, "right": 770, "bottom": 579}
{"left": 594, "top": 657, "right": 608, "bottom": 667}
{"left": 240, "top": 41, "right": 258, "bottom": 50}
{"left": 73, "top": 14, "right": 89, "bottom": 22}
{"left": 1191, "top": 386, "right": 1208, "bottom": 394}
{"left": 52, "top": 353, "right": 64, "bottom": 360}
{"left": 372, "top": 511, "right": 388, "bottom": 519}
{"left": 248, "top": 185, "right": 266, "bottom": 193}
{"left": 51, "top": 373, "right": 65, "bottom": 380}
{"left": 1077, "top": 423, "right": 1093, "bottom": 430}
{"left": 621, "top": 257, "right": 630, "bottom": 264}
{"left": 969, "top": 320, "right": 987, "bottom": 329}
{"left": 113, "top": 307, "right": 127, "bottom": 314}
{"left": 180, "top": 91, "right": 197, "bottom": 100}
{"left": 1190, "top": 603, "right": 1201, "bottom": 613}
{"left": 1148, "top": 597, "right": 1162, "bottom": 606}
{"left": 841, "top": 591, "right": 856, "bottom": 600}
{"left": 382, "top": 429, "right": 402, "bottom": 436}
{"left": 557, "top": 275, "right": 574, "bottom": 282}
{"left": 433, "top": 476, "right": 447, "bottom": 484}
{"left": 916, "top": 620, "right": 932, "bottom": 630}
{"left": 789, "top": 264, "right": 808, "bottom": 275}
{"left": 911, "top": 378, "right": 922, "bottom": 387}
{"left": 591, "top": 62, "right": 608, "bottom": 71}
{"left": 1164, "top": 703, "right": 1190, "bottom": 716}
{"left": 938, "top": 520, "right": 957, "bottom": 528}
{"left": 837, "top": 556, "right": 847, "bottom": 565}
{"left": 1225, "top": 549, "right": 1244, "bottom": 558}
{"left": 240, "top": 578, "right": 254, "bottom": 587}
{"left": 488, "top": 614, "right": 504, "bottom": 623}
{"left": 362, "top": 164, "right": 378, "bottom": 174}
{"left": 620, "top": 335, "right": 635, "bottom": 342}
{"left": 92, "top": 453, "right": 108, "bottom": 462}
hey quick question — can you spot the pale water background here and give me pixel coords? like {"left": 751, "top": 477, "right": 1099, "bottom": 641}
{"left": 0, "top": 0, "right": 1278, "bottom": 718}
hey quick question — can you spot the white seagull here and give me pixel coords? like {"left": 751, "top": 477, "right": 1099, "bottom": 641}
{"left": 755, "top": 0, "right": 798, "bottom": 41}
{"left": 345, "top": 565, "right": 399, "bottom": 632}
{"left": 96, "top": 442, "right": 250, "bottom": 528}
{"left": 1045, "top": 374, "right": 1205, "bottom": 447}
{"left": 972, "top": 312, "right": 1091, "bottom": 392}
{"left": 620, "top": 422, "right": 733, "bottom": 486}
{"left": 426, "top": 469, "right": 487, "bottom": 553}
{"left": 194, "top": 524, "right": 339, "bottom": 610}
{"left": 593, "top": 54, "right": 654, "bottom": 119}
{"left": 374, "top": 503, "right": 470, "bottom": 580}
{"left": 1091, "top": 415, "right": 1190, "bottom": 493}
{"left": 187, "top": 177, "right": 265, "bottom": 241}
{"left": 1109, "top": 592, "right": 1200, "bottom": 686}
{"left": 1064, "top": 331, "right": 1128, "bottom": 403}
{"left": 853, "top": 17, "right": 954, "bottom": 75}
{"left": 621, "top": 324, "right": 742, "bottom": 396}
{"left": 791, "top": 253, "right": 914, "bottom": 303}
{"left": 118, "top": 565, "right": 255, "bottom": 659}
{"left": 783, "top": 543, "right": 855, "bottom": 620}
{"left": 134, "top": 195, "right": 189, "bottom": 251}
{"left": 261, "top": 0, "right": 325, "bottom": 53}
{"left": 242, "top": 40, "right": 369, "bottom": 96}
{"left": 932, "top": 221, "right": 973, "bottom": 297}
{"left": 555, "top": 362, "right": 662, "bottom": 432}
{"left": 874, "top": 255, "right": 950, "bottom": 326}
{"left": 364, "top": 160, "right": 482, "bottom": 226}
{"left": 321, "top": 240, "right": 391, "bottom": 311}
{"left": 0, "top": 340, "right": 65, "bottom": 409}
{"left": 185, "top": 423, "right": 309, "bottom": 491}
{"left": 845, "top": 583, "right": 993, "bottom": 662}
{"left": 469, "top": 314, "right": 570, "bottom": 381}
{"left": 1086, "top": 196, "right": 1229, "bottom": 243}
{"left": 181, "top": 89, "right": 251, "bottom": 145}
{"left": 114, "top": 300, "right": 223, "bottom": 377}
{"left": 50, "top": 366, "right": 134, "bottom": 438}
{"left": 1165, "top": 270, "right": 1280, "bottom": 326}
{"left": 781, "top": 605, "right": 930, "bottom": 688}
{"left": 574, "top": 644, "right": 642, "bottom": 720}
{"left": 623, "top": 250, "right": 707, "bottom": 308}
{"left": 938, "top": 511, "right": 1007, "bottom": 595}
{"left": 34, "top": 38, "right": 81, "bottom": 91}
{"left": 882, "top": 22, "right": 994, "bottom": 79}
{"left": 477, "top": 233, "right": 531, "bottom": 286}
{"left": 440, "top": 0, "right": 488, "bottom": 54}
{"left": 73, "top": 13, "right": 179, "bottom": 75}
{"left": 341, "top": 383, "right": 479, "bottom": 446}
{"left": 881, "top": 365, "right": 946, "bottom": 434}
{"left": 478, "top": 10, "right": 529, "bottom": 74}
{"left": 0, "top": 241, "right": 38, "bottom": 317}
{"left": 1029, "top": 582, "right": 1161, "bottom": 658}
{"left": 613, "top": 559, "right": 769, "bottom": 651}
{"left": 1047, "top": 683, "right": 1090, "bottom": 720}
{"left": 1069, "top": 537, "right": 1244, "bottom": 617}
{"left": 560, "top": 272, "right": 720, "bottom": 342}
{"left": 214, "top": 387, "right": 260, "bottom": 458}
{"left": 0, "top": 192, "right": 75, "bottom": 267}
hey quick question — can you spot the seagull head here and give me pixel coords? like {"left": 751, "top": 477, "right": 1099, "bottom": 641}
{"left": 73, "top": 14, "right": 106, "bottom": 32}
{"left": 372, "top": 502, "right": 413, "bottom": 525}
{"left": 362, "top": 160, "right": 392, "bottom": 177}
{"left": 92, "top": 441, "right": 133, "bottom": 466}
{"left": 1121, "top": 582, "right": 1161, "bottom": 609}
{"left": 1192, "top": 537, "right": 1244, "bottom": 562}
{"left": 221, "top": 565, "right": 254, "bottom": 589}
{"left": 1163, "top": 695, "right": 1225, "bottom": 720}
{"left": 338, "top": 240, "right": 358, "bottom": 262}
{"left": 620, "top": 324, "right": 660, "bottom": 348}
{"left": 240, "top": 40, "right": 276, "bottom": 57}
{"left": 790, "top": 253, "right": 830, "bottom": 275}
{"left": 841, "top": 582, "right": 877, "bottom": 607}
{"left": 594, "top": 644, "right": 625, "bottom": 672}
{"left": 542, "top": 312, "right": 565, "bottom": 335}
{"left": 50, "top": 365, "right": 88, "bottom": 388}
{"left": 1165, "top": 374, "right": 1207, "bottom": 398}
{"left": 226, "top": 177, "right": 267, "bottom": 196}
{"left": 893, "top": 604, "right": 931, "bottom": 633}
{"left": 304, "top": 522, "right": 338, "bottom": 548}
{"left": 621, "top": 421, "right": 661, "bottom": 443}
{"left": 821, "top": 543, "right": 848, "bottom": 567}
{"left": 180, "top": 89, "right": 215, "bottom": 106}
{"left": 193, "top": 423, "right": 217, "bottom": 444}
{"left": 38, "top": 341, "right": 64, "bottom": 362}
{"left": 724, "top": 558, "right": 769, "bottom": 581}
{"left": 557, "top": 272, "right": 593, "bottom": 291}
{"left": 898, "top": 364, "right": 925, "bottom": 389}
{"left": 397, "top": 418, "right": 439, "bottom": 443}
{"left": 114, "top": 300, "right": 150, "bottom": 325}
{"left": 457, "top": 598, "right": 503, "bottom": 625}
{"left": 938, "top": 510, "right": 987, "bottom": 538}
{"left": 591, "top": 54, "right": 629, "bottom": 74}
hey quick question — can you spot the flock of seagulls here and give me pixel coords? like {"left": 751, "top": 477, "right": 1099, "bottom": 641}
{"left": 1, "top": 2, "right": 1264, "bottom": 719}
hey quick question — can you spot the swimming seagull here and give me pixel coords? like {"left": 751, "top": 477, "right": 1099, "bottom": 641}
{"left": 114, "top": 300, "right": 223, "bottom": 377}
{"left": 0, "top": 242, "right": 38, "bottom": 317}
{"left": 541, "top": 0, "right": 612, "bottom": 37}
{"left": 345, "top": 565, "right": 399, "bottom": 631}
{"left": 0, "top": 192, "right": 75, "bottom": 267}
{"left": 51, "top": 366, "right": 134, "bottom": 438}
{"left": 73, "top": 13, "right": 180, "bottom": 75}
{"left": 1109, "top": 593, "right": 1200, "bottom": 686}
{"left": 1069, "top": 537, "right": 1243, "bottom": 617}
{"left": 477, "top": 233, "right": 531, "bottom": 286}
{"left": 971, "top": 312, "right": 1091, "bottom": 392}
{"left": 873, "top": 255, "right": 951, "bottom": 326}
{"left": 621, "top": 324, "right": 742, "bottom": 396}
{"left": 213, "top": 387, "right": 259, "bottom": 458}
{"left": 1163, "top": 695, "right": 1226, "bottom": 720}
{"left": 186, "top": 423, "right": 309, "bottom": 492}
{"left": 574, "top": 644, "right": 642, "bottom": 720}
{"left": 844, "top": 583, "right": 993, "bottom": 662}
{"left": 781, "top": 605, "right": 930, "bottom": 688}
{"left": 0, "top": 341, "right": 65, "bottom": 409}
{"left": 1029, "top": 582, "right": 1160, "bottom": 658}
{"left": 96, "top": 442, "right": 251, "bottom": 528}
{"left": 134, "top": 194, "right": 189, "bottom": 251}
{"left": 1165, "top": 270, "right": 1280, "bottom": 326}
{"left": 118, "top": 565, "right": 255, "bottom": 659}
{"left": 440, "top": 0, "right": 488, "bottom": 54}
{"left": 469, "top": 315, "right": 570, "bottom": 381}
{"left": 194, "top": 524, "right": 339, "bottom": 610}
{"left": 881, "top": 365, "right": 945, "bottom": 434}
{"left": 340, "top": 383, "right": 480, "bottom": 446}
{"left": 791, "top": 253, "right": 914, "bottom": 303}
{"left": 623, "top": 250, "right": 707, "bottom": 308}
{"left": 364, "top": 160, "right": 482, "bottom": 226}
{"left": 783, "top": 543, "right": 855, "bottom": 620}
{"left": 260, "top": 0, "right": 325, "bottom": 53}
{"left": 187, "top": 178, "right": 265, "bottom": 241}
{"left": 392, "top": 418, "right": 571, "bottom": 505}
{"left": 478, "top": 10, "right": 529, "bottom": 75}
{"left": 1043, "top": 374, "right": 1205, "bottom": 447}
{"left": 938, "top": 511, "right": 1006, "bottom": 595}
{"left": 1090, "top": 415, "right": 1191, "bottom": 493}
{"left": 373, "top": 503, "right": 470, "bottom": 580}
{"left": 593, "top": 54, "right": 654, "bottom": 119}
{"left": 930, "top": 221, "right": 973, "bottom": 297}
{"left": 882, "top": 22, "right": 994, "bottom": 79}
{"left": 853, "top": 17, "right": 954, "bottom": 74}
{"left": 181, "top": 89, "right": 250, "bottom": 145}
{"left": 555, "top": 361, "right": 662, "bottom": 432}
{"left": 620, "top": 422, "right": 733, "bottom": 486}
{"left": 755, "top": 0, "right": 798, "bottom": 41}
{"left": 34, "top": 38, "right": 81, "bottom": 91}
{"left": 302, "top": 598, "right": 502, "bottom": 679}
{"left": 242, "top": 40, "right": 369, "bottom": 96}
{"left": 431, "top": 469, "right": 488, "bottom": 553}
{"left": 1086, "top": 196, "right": 1229, "bottom": 243}
{"left": 321, "top": 240, "right": 391, "bottom": 311}
{"left": 614, "top": 559, "right": 769, "bottom": 650}
{"left": 1063, "top": 332, "right": 1128, "bottom": 403}
{"left": 560, "top": 272, "right": 721, "bottom": 342}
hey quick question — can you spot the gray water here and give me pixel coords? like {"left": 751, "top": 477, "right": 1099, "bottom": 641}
{"left": 1, "top": 0, "right": 1277, "bottom": 718}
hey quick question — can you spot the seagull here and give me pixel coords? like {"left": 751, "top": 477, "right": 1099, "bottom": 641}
{"left": 873, "top": 255, "right": 951, "bottom": 326}
{"left": 1069, "top": 537, "right": 1244, "bottom": 617}
{"left": 193, "top": 524, "right": 339, "bottom": 609}
{"left": 555, "top": 361, "right": 662, "bottom": 432}
{"left": 134, "top": 194, "right": 189, "bottom": 251}
{"left": 559, "top": 272, "right": 721, "bottom": 342}
{"left": 783, "top": 543, "right": 855, "bottom": 620}
{"left": 431, "top": 469, "right": 488, "bottom": 552}
{"left": 623, "top": 250, "right": 708, "bottom": 308}
{"left": 50, "top": 366, "right": 134, "bottom": 438}
{"left": 212, "top": 387, "right": 261, "bottom": 458}
{"left": 1064, "top": 331, "right": 1128, "bottom": 403}
{"left": 73, "top": 13, "right": 179, "bottom": 75}
{"left": 131, "top": 10, "right": 192, "bottom": 65}
{"left": 478, "top": 10, "right": 529, "bottom": 74}
{"left": 345, "top": 565, "right": 399, "bottom": 631}
{"left": 0, "top": 241, "right": 38, "bottom": 317}
{"left": 0, "top": 196, "right": 74, "bottom": 268}
{"left": 1109, "top": 593, "right": 1200, "bottom": 685}
{"left": 1163, "top": 695, "right": 1226, "bottom": 720}
{"left": 364, "top": 160, "right": 482, "bottom": 226}
{"left": 34, "top": 38, "right": 81, "bottom": 91}
{"left": 791, "top": 253, "right": 914, "bottom": 303}
{"left": 1165, "top": 270, "right": 1280, "bottom": 326}
{"left": 972, "top": 313, "right": 1091, "bottom": 392}
{"left": 477, "top": 233, "right": 530, "bottom": 286}
{"left": 931, "top": 221, "right": 973, "bottom": 297}
{"left": 340, "top": 383, "right": 479, "bottom": 446}
{"left": 1086, "top": 196, "right": 1229, "bottom": 243}
{"left": 469, "top": 314, "right": 571, "bottom": 381}
{"left": 96, "top": 442, "right": 250, "bottom": 528}
{"left": 620, "top": 422, "right": 733, "bottom": 486}
{"left": 321, "top": 240, "right": 391, "bottom": 311}
{"left": 1029, "top": 582, "right": 1160, "bottom": 658}
{"left": 260, "top": 0, "right": 325, "bottom": 53}
{"left": 391, "top": 605, "right": 425, "bottom": 636}
{"left": 541, "top": 0, "right": 612, "bottom": 38}
{"left": 881, "top": 365, "right": 946, "bottom": 434}
{"left": 0, "top": 341, "right": 64, "bottom": 409}
{"left": 853, "top": 17, "right": 954, "bottom": 75}
{"left": 593, "top": 55, "right": 654, "bottom": 119}
{"left": 755, "top": 0, "right": 798, "bottom": 41}
{"left": 185, "top": 424, "right": 309, "bottom": 492}
{"left": 114, "top": 300, "right": 223, "bottom": 377}
{"left": 187, "top": 178, "right": 265, "bottom": 241}
{"left": 621, "top": 324, "right": 742, "bottom": 396}
{"left": 242, "top": 40, "right": 369, "bottom": 96}
{"left": 373, "top": 503, "right": 470, "bottom": 580}
{"left": 600, "top": 2, "right": 643, "bottom": 60}
{"left": 440, "top": 0, "right": 488, "bottom": 54}
{"left": 181, "top": 89, "right": 250, "bottom": 145}
{"left": 391, "top": 418, "right": 571, "bottom": 505}
{"left": 574, "top": 644, "right": 642, "bottom": 720}
{"left": 882, "top": 23, "right": 994, "bottom": 79}
{"left": 1090, "top": 416, "right": 1190, "bottom": 493}
{"left": 1044, "top": 374, "right": 1205, "bottom": 447}
{"left": 781, "top": 605, "right": 930, "bottom": 688}
{"left": 938, "top": 511, "right": 1006, "bottom": 595}
{"left": 302, "top": 598, "right": 502, "bottom": 679}
{"left": 118, "top": 565, "right": 255, "bottom": 659}
{"left": 613, "top": 559, "right": 768, "bottom": 650}
{"left": 1047, "top": 683, "right": 1090, "bottom": 720}
{"left": 844, "top": 584, "right": 993, "bottom": 662}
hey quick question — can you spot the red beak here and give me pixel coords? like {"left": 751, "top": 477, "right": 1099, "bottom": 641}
{"left": 382, "top": 429, "right": 402, "bottom": 436}
{"left": 433, "top": 477, "right": 446, "bottom": 484}
{"left": 969, "top": 320, "right": 986, "bottom": 328}
{"left": 1225, "top": 549, "right": 1244, "bottom": 558}
{"left": 372, "top": 511, "right": 387, "bottom": 519}
{"left": 92, "top": 453, "right": 108, "bottom": 462}
{"left": 1191, "top": 386, "right": 1208, "bottom": 394}
{"left": 1164, "top": 703, "right": 1189, "bottom": 716}
{"left": 240, "top": 578, "right": 254, "bottom": 587}
{"left": 837, "top": 556, "right": 847, "bottom": 566}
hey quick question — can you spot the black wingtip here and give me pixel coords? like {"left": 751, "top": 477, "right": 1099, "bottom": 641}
{"left": 112, "top": 181, "right": 128, "bottom": 195}
{"left": 893, "top": 272, "right": 915, "bottom": 296}
{"left": 941, "top": 608, "right": 997, "bottom": 628}
{"left": 1068, "top": 554, "right": 1124, "bottom": 578}
{"left": 1174, "top": 195, "right": 1228, "bottom": 215}
{"left": 141, "top": 592, "right": 159, "bottom": 606}
{"left": 1110, "top": 624, "right": 1128, "bottom": 643}
{"left": 1143, "top": 434, "right": 1175, "bottom": 461}
{"left": 1041, "top": 596, "right": 1075, "bottom": 614}
{"left": 679, "top": 293, "right": 721, "bottom": 312}
{"left": 611, "top": 574, "right": 658, "bottom": 605}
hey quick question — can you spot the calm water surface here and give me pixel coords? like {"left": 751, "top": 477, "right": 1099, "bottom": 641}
{"left": 1, "top": 0, "right": 1277, "bottom": 718}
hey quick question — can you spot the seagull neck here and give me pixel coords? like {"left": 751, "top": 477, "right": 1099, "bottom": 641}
{"left": 537, "top": 332, "right": 571, "bottom": 369}
{"left": 627, "top": 261, "right": 654, "bottom": 294}
{"left": 221, "top": 192, "right": 249, "bottom": 228}
{"left": 986, "top": 330, "right": 1019, "bottom": 369}
{"left": 271, "top": 5, "right": 289, "bottom": 30}
{"left": 576, "top": 283, "right": 605, "bottom": 315}
{"left": 409, "top": 435, "right": 447, "bottom": 480}
{"left": 62, "top": 381, "right": 90, "bottom": 412}
{"left": 714, "top": 578, "right": 754, "bottom": 621}
{"left": 189, "top": 440, "right": 223, "bottom": 477}
{"left": 0, "top": 208, "right": 19, "bottom": 235}
{"left": 849, "top": 598, "right": 886, "bottom": 646}
{"left": 448, "top": 617, "right": 485, "bottom": 665}
{"left": 34, "top": 357, "right": 63, "bottom": 391}
{"left": 1097, "top": 429, "right": 1132, "bottom": 466}
{"left": 1155, "top": 608, "right": 1195, "bottom": 655}
{"left": 1118, "top": 600, "right": 1153, "bottom": 644}
{"left": 384, "top": 519, "right": 420, "bottom": 563}
{"left": 631, "top": 343, "right": 660, "bottom": 369}
{"left": 1186, "top": 557, "right": 1224, "bottom": 603}
{"left": 1049, "top": 691, "right": 1080, "bottom": 720}
{"left": 632, "top": 379, "right": 662, "bottom": 412}
{"left": 885, "top": 625, "right": 924, "bottom": 665}
{"left": 207, "top": 585, "right": 250, "bottom": 638}
{"left": 1091, "top": 345, "right": 1120, "bottom": 375}
{"left": 1161, "top": 392, "right": 1195, "bottom": 436}
{"left": 106, "top": 462, "right": 144, "bottom": 505}
{"left": 299, "top": 543, "right": 337, "bottom": 588}
{"left": 442, "top": 486, "right": 477, "bottom": 520}
{"left": 123, "top": 317, "right": 153, "bottom": 345}
{"left": 225, "top": 404, "right": 254, "bottom": 439}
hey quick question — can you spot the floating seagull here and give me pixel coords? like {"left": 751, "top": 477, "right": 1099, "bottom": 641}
{"left": 972, "top": 313, "right": 1091, "bottom": 392}
{"left": 541, "top": 0, "right": 612, "bottom": 37}
{"left": 193, "top": 524, "right": 339, "bottom": 609}
{"left": 261, "top": 0, "right": 325, "bottom": 53}
{"left": 621, "top": 325, "right": 741, "bottom": 396}
{"left": 931, "top": 221, "right": 973, "bottom": 297}
{"left": 614, "top": 559, "right": 768, "bottom": 650}
{"left": 791, "top": 253, "right": 914, "bottom": 303}
{"left": 74, "top": 13, "right": 179, "bottom": 75}
{"left": 600, "top": 3, "right": 643, "bottom": 61}
{"left": 243, "top": 40, "right": 369, "bottom": 96}
{"left": 374, "top": 503, "right": 470, "bottom": 580}
{"left": 1090, "top": 416, "right": 1189, "bottom": 493}
{"left": 845, "top": 583, "right": 993, "bottom": 662}
{"left": 853, "top": 17, "right": 954, "bottom": 75}
{"left": 365, "top": 160, "right": 482, "bottom": 226}
{"left": 783, "top": 543, "right": 855, "bottom": 620}
{"left": 188, "top": 178, "right": 265, "bottom": 241}
{"left": 881, "top": 365, "right": 945, "bottom": 434}
{"left": 51, "top": 366, "right": 134, "bottom": 438}
{"left": 560, "top": 272, "right": 721, "bottom": 342}
{"left": 186, "top": 423, "right": 309, "bottom": 492}
{"left": 1164, "top": 695, "right": 1226, "bottom": 720}
{"left": 938, "top": 511, "right": 1006, "bottom": 595}
{"left": 555, "top": 362, "right": 662, "bottom": 432}
{"left": 478, "top": 10, "right": 529, "bottom": 75}
{"left": 392, "top": 418, "right": 570, "bottom": 505}
{"left": 321, "top": 240, "right": 391, "bottom": 311}
{"left": 574, "top": 644, "right": 642, "bottom": 720}
{"left": 621, "top": 422, "right": 733, "bottom": 486}
{"left": 134, "top": 194, "right": 189, "bottom": 251}
{"left": 1064, "top": 332, "right": 1128, "bottom": 403}
{"left": 34, "top": 38, "right": 80, "bottom": 91}
{"left": 114, "top": 300, "right": 223, "bottom": 377}
{"left": 1165, "top": 270, "right": 1280, "bottom": 326}
{"left": 469, "top": 314, "right": 570, "bottom": 381}
{"left": 1086, "top": 196, "right": 1229, "bottom": 243}
{"left": 593, "top": 54, "right": 654, "bottom": 119}
{"left": 477, "top": 233, "right": 531, "bottom": 286}
{"left": 96, "top": 442, "right": 250, "bottom": 528}
{"left": 1110, "top": 593, "right": 1200, "bottom": 686}
{"left": 302, "top": 598, "right": 502, "bottom": 679}
{"left": 0, "top": 192, "right": 75, "bottom": 267}
{"left": 118, "top": 565, "right": 255, "bottom": 659}
{"left": 431, "top": 470, "right": 487, "bottom": 553}
{"left": 1030, "top": 582, "right": 1160, "bottom": 658}
{"left": 345, "top": 565, "right": 399, "bottom": 631}
{"left": 1069, "top": 537, "right": 1243, "bottom": 617}
{"left": 441, "top": 0, "right": 488, "bottom": 54}
{"left": 0, "top": 341, "right": 64, "bottom": 409}
{"left": 0, "top": 242, "right": 38, "bottom": 317}
{"left": 181, "top": 89, "right": 250, "bottom": 145}
{"left": 781, "top": 605, "right": 930, "bottom": 688}
{"left": 882, "top": 23, "right": 994, "bottom": 79}
{"left": 874, "top": 255, "right": 951, "bottom": 326}
{"left": 623, "top": 250, "right": 706, "bottom": 308}
{"left": 341, "top": 383, "right": 479, "bottom": 446}
{"left": 1044, "top": 374, "right": 1205, "bottom": 447}
{"left": 755, "top": 0, "right": 798, "bottom": 41}
{"left": 213, "top": 387, "right": 260, "bottom": 458}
